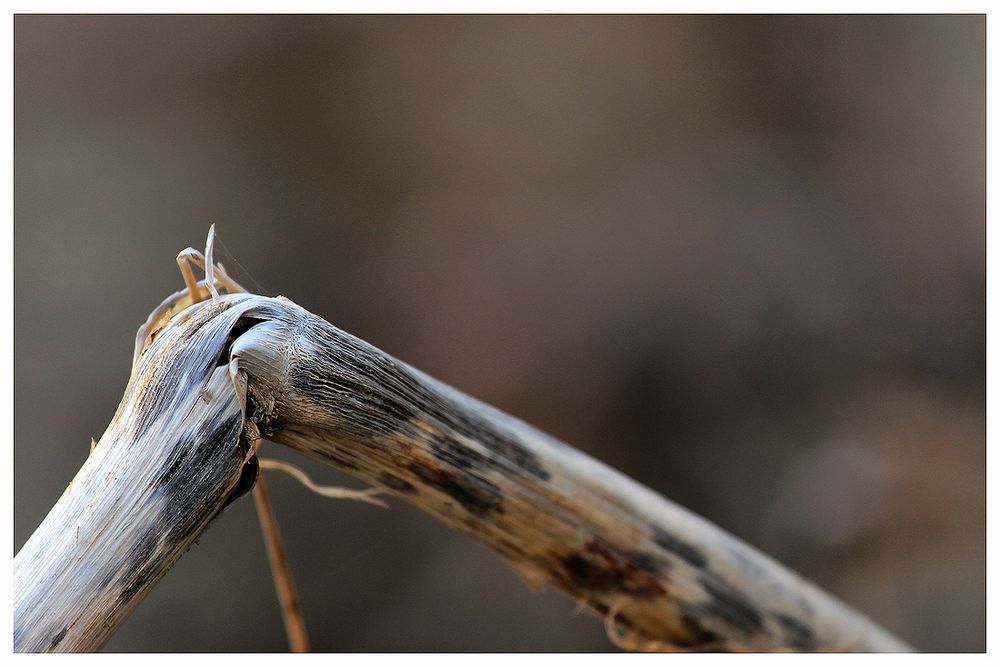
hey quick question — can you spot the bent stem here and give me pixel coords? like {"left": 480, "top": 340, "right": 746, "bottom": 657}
{"left": 178, "top": 228, "right": 311, "bottom": 652}
{"left": 14, "top": 228, "right": 916, "bottom": 652}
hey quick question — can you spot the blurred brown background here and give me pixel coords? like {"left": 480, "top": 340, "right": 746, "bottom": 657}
{"left": 14, "top": 15, "right": 984, "bottom": 652}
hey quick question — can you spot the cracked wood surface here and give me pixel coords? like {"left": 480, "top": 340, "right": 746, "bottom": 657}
{"left": 14, "top": 286, "right": 913, "bottom": 652}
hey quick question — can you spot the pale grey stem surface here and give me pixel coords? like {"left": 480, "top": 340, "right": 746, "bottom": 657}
{"left": 13, "top": 299, "right": 259, "bottom": 652}
{"left": 14, "top": 288, "right": 914, "bottom": 652}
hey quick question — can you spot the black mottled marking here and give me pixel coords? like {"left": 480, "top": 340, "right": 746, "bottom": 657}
{"left": 560, "top": 553, "right": 620, "bottom": 591}
{"left": 156, "top": 415, "right": 242, "bottom": 492}
{"left": 408, "top": 462, "right": 504, "bottom": 517}
{"left": 442, "top": 410, "right": 551, "bottom": 481}
{"left": 591, "top": 600, "right": 611, "bottom": 616}
{"left": 48, "top": 625, "right": 68, "bottom": 650}
{"left": 428, "top": 433, "right": 489, "bottom": 470}
{"left": 288, "top": 364, "right": 417, "bottom": 427}
{"left": 157, "top": 450, "right": 187, "bottom": 487}
{"left": 624, "top": 550, "right": 669, "bottom": 578}
{"left": 697, "top": 574, "right": 765, "bottom": 635}
{"left": 556, "top": 542, "right": 667, "bottom": 599}
{"left": 775, "top": 612, "right": 818, "bottom": 650}
{"left": 46, "top": 325, "right": 253, "bottom": 647}
{"left": 117, "top": 571, "right": 148, "bottom": 609}
{"left": 480, "top": 430, "right": 551, "bottom": 481}
{"left": 294, "top": 322, "right": 552, "bottom": 482}
{"left": 100, "top": 414, "right": 238, "bottom": 604}
{"left": 378, "top": 472, "right": 416, "bottom": 493}
{"left": 113, "top": 526, "right": 163, "bottom": 609}
{"left": 106, "top": 410, "right": 246, "bottom": 611}
{"left": 98, "top": 561, "right": 117, "bottom": 592}
{"left": 113, "top": 438, "right": 245, "bottom": 612}
{"left": 677, "top": 611, "right": 723, "bottom": 647}
{"left": 651, "top": 525, "right": 707, "bottom": 568}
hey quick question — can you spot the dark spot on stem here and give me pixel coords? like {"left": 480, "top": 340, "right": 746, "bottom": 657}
{"left": 439, "top": 410, "right": 551, "bottom": 481}
{"left": 624, "top": 550, "right": 669, "bottom": 578}
{"left": 156, "top": 415, "right": 242, "bottom": 492}
{"left": 378, "top": 472, "right": 416, "bottom": 493}
{"left": 157, "top": 450, "right": 187, "bottom": 487}
{"left": 475, "top": 428, "right": 551, "bottom": 481}
{"left": 289, "top": 321, "right": 554, "bottom": 484}
{"left": 775, "top": 612, "right": 818, "bottom": 650}
{"left": 48, "top": 625, "right": 68, "bottom": 650}
{"left": 651, "top": 525, "right": 707, "bottom": 568}
{"left": 408, "top": 462, "right": 504, "bottom": 516}
{"left": 560, "top": 553, "right": 620, "bottom": 591}
{"left": 556, "top": 542, "right": 667, "bottom": 598}
{"left": 429, "top": 434, "right": 490, "bottom": 470}
{"left": 698, "top": 574, "right": 765, "bottom": 635}
{"left": 288, "top": 365, "right": 417, "bottom": 426}
{"left": 591, "top": 600, "right": 610, "bottom": 616}
{"left": 676, "top": 609, "right": 724, "bottom": 647}
{"left": 113, "top": 526, "right": 163, "bottom": 609}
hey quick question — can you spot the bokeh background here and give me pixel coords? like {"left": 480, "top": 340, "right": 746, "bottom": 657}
{"left": 14, "top": 15, "right": 984, "bottom": 652}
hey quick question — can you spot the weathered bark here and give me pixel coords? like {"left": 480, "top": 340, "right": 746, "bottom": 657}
{"left": 14, "top": 284, "right": 914, "bottom": 652}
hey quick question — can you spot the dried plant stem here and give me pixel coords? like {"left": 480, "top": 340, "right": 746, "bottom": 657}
{"left": 227, "top": 293, "right": 912, "bottom": 652}
{"left": 13, "top": 235, "right": 915, "bottom": 652}
{"left": 252, "top": 472, "right": 310, "bottom": 653}
{"left": 13, "top": 300, "right": 256, "bottom": 652}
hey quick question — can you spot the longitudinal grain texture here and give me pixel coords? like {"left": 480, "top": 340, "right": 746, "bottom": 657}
{"left": 223, "top": 294, "right": 911, "bottom": 652}
{"left": 15, "top": 282, "right": 913, "bottom": 652}
{"left": 13, "top": 299, "right": 258, "bottom": 652}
